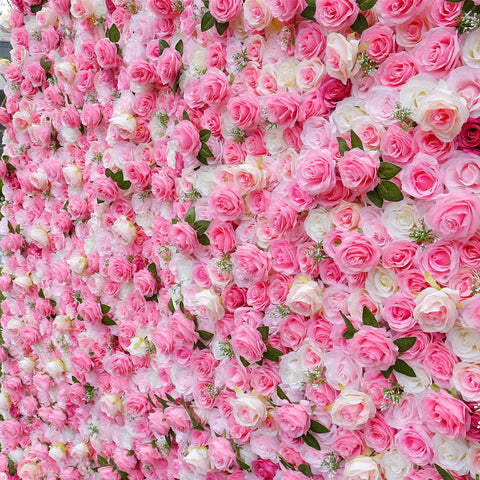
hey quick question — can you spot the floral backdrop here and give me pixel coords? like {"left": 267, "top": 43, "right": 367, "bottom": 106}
{"left": 2, "top": 0, "right": 480, "bottom": 478}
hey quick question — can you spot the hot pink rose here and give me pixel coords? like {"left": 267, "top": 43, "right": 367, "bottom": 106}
{"left": 265, "top": 91, "right": 300, "bottom": 128}
{"left": 395, "top": 424, "right": 434, "bottom": 466}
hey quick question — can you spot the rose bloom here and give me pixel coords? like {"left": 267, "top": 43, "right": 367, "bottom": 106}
{"left": 338, "top": 148, "right": 380, "bottom": 195}
{"left": 325, "top": 33, "right": 360, "bottom": 84}
{"left": 315, "top": 0, "right": 359, "bottom": 31}
{"left": 294, "top": 148, "right": 336, "bottom": 195}
{"left": 285, "top": 278, "right": 323, "bottom": 317}
{"left": 275, "top": 401, "right": 310, "bottom": 438}
{"left": 233, "top": 244, "right": 272, "bottom": 288}
{"left": 230, "top": 323, "right": 266, "bottom": 363}
{"left": 452, "top": 362, "right": 480, "bottom": 402}
{"left": 331, "top": 389, "right": 376, "bottom": 430}
{"left": 230, "top": 393, "right": 267, "bottom": 428}
{"left": 420, "top": 389, "right": 470, "bottom": 438}
{"left": 413, "top": 287, "right": 459, "bottom": 333}
{"left": 348, "top": 326, "right": 398, "bottom": 370}
{"left": 332, "top": 232, "right": 381, "bottom": 274}
{"left": 209, "top": 0, "right": 242, "bottom": 22}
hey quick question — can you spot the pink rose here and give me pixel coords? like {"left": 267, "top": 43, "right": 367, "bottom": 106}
{"left": 227, "top": 92, "right": 260, "bottom": 130}
{"left": 364, "top": 414, "right": 395, "bottom": 452}
{"left": 377, "top": 0, "right": 424, "bottom": 24}
{"left": 420, "top": 389, "right": 470, "bottom": 438}
{"left": 209, "top": 185, "right": 244, "bottom": 221}
{"left": 383, "top": 294, "right": 417, "bottom": 332}
{"left": 400, "top": 153, "right": 443, "bottom": 199}
{"left": 395, "top": 424, "right": 434, "bottom": 466}
{"left": 265, "top": 0, "right": 298, "bottom": 22}
{"left": 338, "top": 149, "right": 380, "bottom": 195}
{"left": 426, "top": 192, "right": 480, "bottom": 240}
{"left": 423, "top": 341, "right": 457, "bottom": 389}
{"left": 314, "top": 0, "right": 359, "bottom": 31}
{"left": 199, "top": 69, "right": 230, "bottom": 106}
{"left": 295, "top": 22, "right": 326, "bottom": 60}
{"left": 173, "top": 120, "right": 201, "bottom": 156}
{"left": 348, "top": 326, "right": 398, "bottom": 370}
{"left": 233, "top": 244, "right": 272, "bottom": 287}
{"left": 231, "top": 323, "right": 266, "bottom": 364}
{"left": 380, "top": 125, "right": 417, "bottom": 165}
{"left": 334, "top": 428, "right": 366, "bottom": 459}
{"left": 157, "top": 48, "right": 182, "bottom": 86}
{"left": 128, "top": 60, "right": 157, "bottom": 87}
{"left": 294, "top": 149, "right": 336, "bottom": 195}
{"left": 265, "top": 91, "right": 300, "bottom": 128}
{"left": 275, "top": 401, "right": 310, "bottom": 438}
{"left": 378, "top": 53, "right": 418, "bottom": 88}
{"left": 361, "top": 25, "right": 396, "bottom": 64}
{"left": 108, "top": 257, "right": 133, "bottom": 283}
{"left": 209, "top": 0, "right": 242, "bottom": 22}
{"left": 443, "top": 152, "right": 480, "bottom": 193}
{"left": 208, "top": 437, "right": 236, "bottom": 470}
{"left": 94, "top": 38, "right": 118, "bottom": 69}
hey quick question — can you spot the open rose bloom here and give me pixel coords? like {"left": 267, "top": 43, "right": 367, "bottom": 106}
{"left": 3, "top": 0, "right": 480, "bottom": 479}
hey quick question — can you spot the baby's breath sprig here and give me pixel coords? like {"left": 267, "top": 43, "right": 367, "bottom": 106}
{"left": 358, "top": 51, "right": 378, "bottom": 77}
{"left": 276, "top": 304, "right": 291, "bottom": 318}
{"left": 229, "top": 127, "right": 247, "bottom": 143}
{"left": 306, "top": 366, "right": 326, "bottom": 386}
{"left": 181, "top": 187, "right": 201, "bottom": 202}
{"left": 471, "top": 273, "right": 480, "bottom": 295}
{"left": 156, "top": 111, "right": 169, "bottom": 129}
{"left": 456, "top": 12, "right": 480, "bottom": 33}
{"left": 262, "top": 108, "right": 278, "bottom": 130}
{"left": 382, "top": 382, "right": 404, "bottom": 410}
{"left": 218, "top": 341, "right": 234, "bottom": 358}
{"left": 200, "top": 383, "right": 220, "bottom": 400}
{"left": 280, "top": 25, "right": 296, "bottom": 50}
{"left": 232, "top": 49, "right": 250, "bottom": 72}
{"left": 305, "top": 243, "right": 328, "bottom": 265}
{"left": 392, "top": 102, "right": 416, "bottom": 131}
{"left": 125, "top": 1, "right": 139, "bottom": 14}
{"left": 409, "top": 219, "right": 438, "bottom": 247}
{"left": 321, "top": 452, "right": 341, "bottom": 477}
{"left": 216, "top": 254, "right": 233, "bottom": 273}
{"left": 172, "top": 0, "right": 185, "bottom": 12}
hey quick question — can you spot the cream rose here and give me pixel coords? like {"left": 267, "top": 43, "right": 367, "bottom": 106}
{"left": 285, "top": 278, "right": 323, "bottom": 317}
{"left": 413, "top": 287, "right": 459, "bottom": 333}
{"left": 112, "top": 216, "right": 137, "bottom": 244}
{"left": 447, "top": 326, "right": 480, "bottom": 362}
{"left": 280, "top": 351, "right": 308, "bottom": 391}
{"left": 331, "top": 389, "right": 376, "bottom": 430}
{"left": 381, "top": 199, "right": 419, "bottom": 241}
{"left": 67, "top": 256, "right": 88, "bottom": 275}
{"left": 380, "top": 449, "right": 412, "bottom": 480}
{"left": 325, "top": 33, "right": 360, "bottom": 84}
{"left": 344, "top": 457, "right": 380, "bottom": 480}
{"left": 394, "top": 362, "right": 431, "bottom": 394}
{"left": 434, "top": 435, "right": 469, "bottom": 476}
{"left": 463, "top": 28, "right": 480, "bottom": 69}
{"left": 331, "top": 98, "right": 368, "bottom": 134}
{"left": 185, "top": 446, "right": 213, "bottom": 474}
{"left": 110, "top": 112, "right": 137, "bottom": 139}
{"left": 230, "top": 393, "right": 267, "bottom": 428}
{"left": 100, "top": 393, "right": 123, "bottom": 418}
{"left": 194, "top": 289, "right": 225, "bottom": 322}
{"left": 304, "top": 208, "right": 332, "bottom": 243}
{"left": 365, "top": 266, "right": 399, "bottom": 301}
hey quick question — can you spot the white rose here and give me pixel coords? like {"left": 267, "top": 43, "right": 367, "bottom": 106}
{"left": 55, "top": 61, "right": 76, "bottom": 85}
{"left": 331, "top": 97, "right": 368, "bottom": 134}
{"left": 400, "top": 74, "right": 437, "bottom": 112}
{"left": 300, "top": 117, "right": 331, "bottom": 149}
{"left": 463, "top": 28, "right": 480, "bottom": 69}
{"left": 53, "top": 315, "right": 72, "bottom": 333}
{"left": 92, "top": 0, "right": 107, "bottom": 18}
{"left": 62, "top": 127, "right": 81, "bottom": 143}
{"left": 100, "top": 393, "right": 123, "bottom": 418}
{"left": 49, "top": 444, "right": 67, "bottom": 462}
{"left": 185, "top": 446, "right": 212, "bottom": 474}
{"left": 19, "top": 463, "right": 42, "bottom": 480}
{"left": 29, "top": 168, "right": 48, "bottom": 190}
{"left": 13, "top": 276, "right": 32, "bottom": 292}
{"left": 414, "top": 287, "right": 459, "bottom": 333}
{"left": 71, "top": 441, "right": 90, "bottom": 461}
{"left": 189, "top": 47, "right": 207, "bottom": 76}
{"left": 468, "top": 444, "right": 480, "bottom": 478}
{"left": 67, "top": 256, "right": 88, "bottom": 275}
{"left": 149, "top": 114, "right": 167, "bottom": 141}
{"left": 18, "top": 356, "right": 35, "bottom": 373}
{"left": 276, "top": 57, "right": 298, "bottom": 89}
{"left": 45, "top": 359, "right": 65, "bottom": 378}
{"left": 194, "top": 289, "right": 225, "bottom": 322}
{"left": 30, "top": 226, "right": 49, "bottom": 248}
{"left": 63, "top": 164, "right": 83, "bottom": 186}
{"left": 280, "top": 351, "right": 308, "bottom": 391}
{"left": 331, "top": 390, "right": 376, "bottom": 430}
{"left": 304, "top": 208, "right": 332, "bottom": 243}
{"left": 325, "top": 33, "right": 360, "bottom": 85}
{"left": 395, "top": 362, "right": 431, "bottom": 394}
{"left": 381, "top": 199, "right": 419, "bottom": 241}
{"left": 230, "top": 393, "right": 267, "bottom": 428}
{"left": 264, "top": 128, "right": 288, "bottom": 155}
{"left": 380, "top": 449, "right": 412, "bottom": 480}
{"left": 0, "top": 391, "right": 10, "bottom": 412}
{"left": 127, "top": 336, "right": 149, "bottom": 358}
{"left": 452, "top": 362, "right": 480, "bottom": 402}
{"left": 365, "top": 266, "right": 398, "bottom": 302}
{"left": 344, "top": 457, "right": 380, "bottom": 480}
{"left": 244, "top": 0, "right": 272, "bottom": 30}
{"left": 195, "top": 167, "right": 217, "bottom": 197}
{"left": 285, "top": 278, "right": 323, "bottom": 317}
{"left": 12, "top": 111, "right": 32, "bottom": 131}
{"left": 135, "top": 212, "right": 153, "bottom": 236}
{"left": 112, "top": 216, "right": 137, "bottom": 244}
{"left": 434, "top": 435, "right": 469, "bottom": 475}
{"left": 414, "top": 86, "right": 469, "bottom": 142}
{"left": 110, "top": 112, "right": 137, "bottom": 139}
{"left": 447, "top": 326, "right": 480, "bottom": 362}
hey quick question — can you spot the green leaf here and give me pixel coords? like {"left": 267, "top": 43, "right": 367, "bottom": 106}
{"left": 237, "top": 458, "right": 251, "bottom": 471}
{"left": 6, "top": 162, "right": 15, "bottom": 171}
{"left": 158, "top": 39, "right": 169, "bottom": 55}
{"left": 175, "top": 39, "right": 183, "bottom": 55}
{"left": 351, "top": 12, "right": 369, "bottom": 34}
{"left": 168, "top": 298, "right": 175, "bottom": 314}
{"left": 357, "top": 0, "right": 377, "bottom": 10}
{"left": 340, "top": 311, "right": 358, "bottom": 340}
{"left": 7, "top": 222, "right": 14, "bottom": 234}
{"left": 199, "top": 129, "right": 211, "bottom": 143}
{"left": 310, "top": 420, "right": 330, "bottom": 434}
{"left": 377, "top": 180, "right": 404, "bottom": 202}
{"left": 97, "top": 455, "right": 109, "bottom": 467}
{"left": 445, "top": 0, "right": 463, "bottom": 2}
{"left": 147, "top": 394, "right": 156, "bottom": 408}
{"left": 266, "top": 345, "right": 284, "bottom": 357}
{"left": 101, "top": 304, "right": 111, "bottom": 314}
{"left": 299, "top": 464, "right": 313, "bottom": 477}
{"left": 378, "top": 162, "right": 402, "bottom": 180}
{"left": 300, "top": 5, "right": 316, "bottom": 20}
{"left": 107, "top": 23, "right": 120, "bottom": 42}
{"left": 197, "top": 234, "right": 210, "bottom": 246}
{"left": 434, "top": 464, "right": 456, "bottom": 480}
{"left": 394, "top": 359, "right": 416, "bottom": 377}
{"left": 166, "top": 393, "right": 179, "bottom": 404}
{"left": 239, "top": 356, "right": 250, "bottom": 367}
{"left": 198, "top": 330, "right": 214, "bottom": 341}
{"left": 183, "top": 110, "right": 190, "bottom": 121}
{"left": 337, "top": 137, "right": 350, "bottom": 156}
{"left": 40, "top": 55, "right": 52, "bottom": 74}
{"left": 71, "top": 376, "right": 80, "bottom": 383}
{"left": 38, "top": 288, "right": 45, "bottom": 299}
{"left": 380, "top": 365, "right": 394, "bottom": 378}
{"left": 155, "top": 394, "right": 169, "bottom": 409}
{"left": 215, "top": 21, "right": 229, "bottom": 36}
{"left": 277, "top": 454, "right": 295, "bottom": 470}
{"left": 306, "top": 0, "right": 316, "bottom": 5}
{"left": 201, "top": 11, "right": 215, "bottom": 31}
{"left": 350, "top": 130, "right": 364, "bottom": 150}
{"left": 302, "top": 431, "right": 321, "bottom": 450}
{"left": 197, "top": 154, "right": 209, "bottom": 165}
{"left": 257, "top": 326, "right": 269, "bottom": 342}
{"left": 184, "top": 206, "right": 195, "bottom": 225}
{"left": 199, "top": 143, "right": 214, "bottom": 158}
{"left": 31, "top": 3, "right": 43, "bottom": 12}
{"left": 193, "top": 220, "right": 210, "bottom": 235}
{"left": 148, "top": 263, "right": 158, "bottom": 278}
{"left": 394, "top": 337, "right": 417, "bottom": 353}
{"left": 367, "top": 188, "right": 384, "bottom": 208}
{"left": 118, "top": 471, "right": 129, "bottom": 480}
{"left": 276, "top": 385, "right": 290, "bottom": 402}
{"left": 102, "top": 316, "right": 117, "bottom": 326}
{"left": 362, "top": 306, "right": 379, "bottom": 328}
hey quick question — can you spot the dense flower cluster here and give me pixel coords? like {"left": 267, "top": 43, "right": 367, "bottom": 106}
{"left": 2, "top": 0, "right": 480, "bottom": 479}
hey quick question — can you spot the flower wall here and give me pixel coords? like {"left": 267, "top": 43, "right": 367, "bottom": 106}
{"left": 2, "top": 0, "right": 480, "bottom": 479}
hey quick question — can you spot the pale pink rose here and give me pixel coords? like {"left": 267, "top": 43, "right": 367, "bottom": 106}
{"left": 315, "top": 0, "right": 359, "bottom": 31}
{"left": 108, "top": 257, "right": 133, "bottom": 283}
{"left": 275, "top": 401, "right": 310, "bottom": 438}
{"left": 128, "top": 60, "right": 157, "bottom": 88}
{"left": 199, "top": 69, "right": 231, "bottom": 106}
{"left": 418, "top": 240, "right": 459, "bottom": 285}
{"left": 442, "top": 152, "right": 480, "bottom": 194}
{"left": 452, "top": 362, "right": 480, "bottom": 402}
{"left": 244, "top": 0, "right": 273, "bottom": 30}
{"left": 395, "top": 424, "right": 434, "bottom": 466}
{"left": 426, "top": 192, "right": 480, "bottom": 240}
{"left": 364, "top": 414, "right": 395, "bottom": 452}
{"left": 413, "top": 287, "right": 459, "bottom": 333}
{"left": 338, "top": 149, "right": 380, "bottom": 195}
{"left": 331, "top": 389, "right": 376, "bottom": 430}
{"left": 361, "top": 25, "right": 396, "bottom": 64}
{"left": 151, "top": 169, "right": 175, "bottom": 201}
{"left": 420, "top": 389, "right": 470, "bottom": 438}
{"left": 270, "top": 239, "right": 299, "bottom": 274}
{"left": 348, "top": 326, "right": 398, "bottom": 370}
{"left": 265, "top": 0, "right": 298, "bottom": 21}
{"left": 230, "top": 323, "right": 266, "bottom": 363}
{"left": 423, "top": 341, "right": 457, "bottom": 389}
{"left": 164, "top": 406, "right": 192, "bottom": 432}
{"left": 209, "top": 185, "right": 244, "bottom": 221}
{"left": 294, "top": 148, "right": 336, "bottom": 195}
{"left": 208, "top": 437, "right": 236, "bottom": 470}
{"left": 447, "top": 67, "right": 480, "bottom": 117}
{"left": 173, "top": 120, "right": 201, "bottom": 156}
{"left": 169, "top": 222, "right": 199, "bottom": 255}
{"left": 233, "top": 244, "right": 272, "bottom": 287}
{"left": 209, "top": 0, "right": 242, "bottom": 22}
